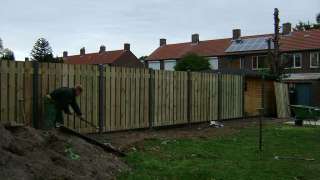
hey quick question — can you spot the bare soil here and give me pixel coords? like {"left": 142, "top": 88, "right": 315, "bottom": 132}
{"left": 0, "top": 124, "right": 127, "bottom": 180}
{"left": 91, "top": 118, "right": 285, "bottom": 151}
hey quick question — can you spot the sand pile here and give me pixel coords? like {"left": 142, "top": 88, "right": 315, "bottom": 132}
{"left": 0, "top": 124, "right": 127, "bottom": 180}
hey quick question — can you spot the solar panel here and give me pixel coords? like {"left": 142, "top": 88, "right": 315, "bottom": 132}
{"left": 225, "top": 37, "right": 274, "bottom": 53}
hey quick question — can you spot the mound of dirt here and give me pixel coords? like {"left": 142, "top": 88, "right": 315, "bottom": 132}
{"left": 0, "top": 124, "right": 127, "bottom": 180}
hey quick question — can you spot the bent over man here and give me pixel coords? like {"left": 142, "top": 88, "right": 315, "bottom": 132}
{"left": 44, "top": 85, "right": 84, "bottom": 128}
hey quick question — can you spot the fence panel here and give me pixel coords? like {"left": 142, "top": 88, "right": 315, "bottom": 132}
{"left": 36, "top": 63, "right": 99, "bottom": 133}
{"left": 274, "top": 82, "right": 290, "bottom": 118}
{"left": 0, "top": 61, "right": 33, "bottom": 125}
{"left": 104, "top": 66, "right": 150, "bottom": 131}
{"left": 220, "top": 74, "right": 244, "bottom": 119}
{"left": 190, "top": 72, "right": 219, "bottom": 123}
{"left": 153, "top": 70, "right": 188, "bottom": 127}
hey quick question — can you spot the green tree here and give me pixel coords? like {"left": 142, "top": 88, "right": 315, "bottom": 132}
{"left": 30, "top": 38, "right": 54, "bottom": 62}
{"left": 0, "top": 38, "right": 15, "bottom": 61}
{"left": 1, "top": 48, "right": 15, "bottom": 61}
{"left": 174, "top": 53, "right": 211, "bottom": 71}
{"left": 293, "top": 21, "right": 320, "bottom": 31}
{"left": 0, "top": 38, "right": 3, "bottom": 51}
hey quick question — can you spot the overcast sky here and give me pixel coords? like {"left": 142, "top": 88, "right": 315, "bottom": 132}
{"left": 1, "top": 0, "right": 319, "bottom": 60}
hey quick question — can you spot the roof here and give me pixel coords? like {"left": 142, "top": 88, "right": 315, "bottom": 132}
{"left": 64, "top": 50, "right": 125, "bottom": 65}
{"left": 146, "top": 29, "right": 320, "bottom": 61}
{"left": 225, "top": 36, "right": 274, "bottom": 53}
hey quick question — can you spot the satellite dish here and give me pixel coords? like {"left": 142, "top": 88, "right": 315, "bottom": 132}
{"left": 317, "top": 13, "right": 320, "bottom": 24}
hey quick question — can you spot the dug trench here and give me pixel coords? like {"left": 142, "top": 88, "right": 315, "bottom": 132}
{"left": 0, "top": 124, "right": 127, "bottom": 180}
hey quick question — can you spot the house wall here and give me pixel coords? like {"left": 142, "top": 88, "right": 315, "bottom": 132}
{"left": 244, "top": 77, "right": 276, "bottom": 117}
{"left": 220, "top": 50, "right": 320, "bottom": 73}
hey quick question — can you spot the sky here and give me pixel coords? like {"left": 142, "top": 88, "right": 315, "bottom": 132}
{"left": 1, "top": 0, "right": 319, "bottom": 60}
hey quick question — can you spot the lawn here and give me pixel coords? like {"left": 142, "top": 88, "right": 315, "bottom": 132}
{"left": 119, "top": 124, "right": 320, "bottom": 180}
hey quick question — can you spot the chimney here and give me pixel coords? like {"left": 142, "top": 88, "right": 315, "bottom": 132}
{"left": 282, "top": 23, "right": 292, "bottom": 35}
{"left": 232, "top": 29, "right": 241, "bottom": 40}
{"left": 99, "top": 45, "right": 106, "bottom": 53}
{"left": 63, "top": 51, "right": 68, "bottom": 57}
{"left": 124, "top": 43, "right": 130, "bottom": 51}
{"left": 160, "top": 38, "right": 167, "bottom": 46}
{"left": 80, "top": 47, "right": 85, "bottom": 55}
{"left": 191, "top": 34, "right": 199, "bottom": 43}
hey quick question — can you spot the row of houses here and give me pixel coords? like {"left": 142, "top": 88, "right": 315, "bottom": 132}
{"left": 62, "top": 22, "right": 320, "bottom": 107}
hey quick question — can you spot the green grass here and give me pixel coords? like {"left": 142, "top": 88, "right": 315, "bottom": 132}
{"left": 119, "top": 125, "right": 320, "bottom": 180}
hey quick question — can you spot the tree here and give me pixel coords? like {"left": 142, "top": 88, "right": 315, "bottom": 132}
{"left": 174, "top": 53, "right": 211, "bottom": 71}
{"left": 0, "top": 38, "right": 3, "bottom": 51}
{"left": 30, "top": 38, "right": 54, "bottom": 62}
{"left": 0, "top": 38, "right": 15, "bottom": 61}
{"left": 1, "top": 48, "right": 15, "bottom": 61}
{"left": 316, "top": 13, "right": 320, "bottom": 24}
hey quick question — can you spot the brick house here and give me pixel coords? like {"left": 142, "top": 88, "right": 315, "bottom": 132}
{"left": 63, "top": 43, "right": 144, "bottom": 67}
{"left": 146, "top": 23, "right": 320, "bottom": 106}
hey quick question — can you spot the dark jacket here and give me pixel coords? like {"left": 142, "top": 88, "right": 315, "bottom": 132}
{"left": 50, "top": 87, "right": 82, "bottom": 116}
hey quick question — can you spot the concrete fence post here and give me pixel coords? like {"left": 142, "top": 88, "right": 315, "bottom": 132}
{"left": 98, "top": 64, "right": 105, "bottom": 133}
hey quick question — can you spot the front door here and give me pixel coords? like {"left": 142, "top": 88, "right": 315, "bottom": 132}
{"left": 295, "top": 83, "right": 312, "bottom": 106}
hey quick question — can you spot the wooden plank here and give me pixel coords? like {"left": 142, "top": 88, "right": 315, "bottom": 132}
{"left": 139, "top": 68, "right": 144, "bottom": 128}
{"left": 105, "top": 66, "right": 111, "bottom": 132}
{"left": 129, "top": 67, "right": 135, "bottom": 129}
{"left": 8, "top": 61, "right": 16, "bottom": 123}
{"left": 119, "top": 67, "right": 126, "bottom": 130}
{"left": 154, "top": 70, "right": 159, "bottom": 126}
{"left": 62, "top": 64, "right": 69, "bottom": 127}
{"left": 16, "top": 62, "right": 24, "bottom": 124}
{"left": 144, "top": 68, "right": 149, "bottom": 128}
{"left": 110, "top": 67, "right": 116, "bottom": 131}
{"left": 85, "top": 65, "right": 92, "bottom": 132}
{"left": 74, "top": 65, "right": 81, "bottom": 132}
{"left": 133, "top": 68, "right": 140, "bottom": 128}
{"left": 169, "top": 71, "right": 173, "bottom": 125}
{"left": 0, "top": 61, "right": 8, "bottom": 122}
{"left": 23, "top": 62, "right": 33, "bottom": 126}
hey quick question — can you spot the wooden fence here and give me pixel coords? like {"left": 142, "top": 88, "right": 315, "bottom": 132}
{"left": 1, "top": 61, "right": 245, "bottom": 133}
{"left": 274, "top": 82, "right": 290, "bottom": 118}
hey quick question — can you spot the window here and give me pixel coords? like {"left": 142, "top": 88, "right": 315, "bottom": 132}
{"left": 282, "top": 53, "right": 302, "bottom": 69}
{"left": 148, "top": 61, "right": 161, "bottom": 70}
{"left": 208, "top": 57, "right": 219, "bottom": 70}
{"left": 310, "top": 52, "right": 320, "bottom": 68}
{"left": 252, "top": 55, "right": 268, "bottom": 70}
{"left": 164, "top": 60, "right": 176, "bottom": 71}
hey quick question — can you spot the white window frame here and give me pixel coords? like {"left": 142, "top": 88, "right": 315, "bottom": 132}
{"left": 310, "top": 52, "right": 320, "bottom": 68}
{"left": 148, "top": 61, "right": 161, "bottom": 70}
{"left": 283, "top": 53, "right": 302, "bottom": 69}
{"left": 208, "top": 57, "right": 219, "bottom": 70}
{"left": 252, "top": 55, "right": 268, "bottom": 70}
{"left": 164, "top": 60, "right": 176, "bottom": 71}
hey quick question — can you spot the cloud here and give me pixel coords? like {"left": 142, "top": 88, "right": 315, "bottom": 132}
{"left": 1, "top": 0, "right": 319, "bottom": 60}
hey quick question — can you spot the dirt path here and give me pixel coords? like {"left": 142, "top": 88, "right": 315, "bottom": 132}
{"left": 90, "top": 118, "right": 285, "bottom": 151}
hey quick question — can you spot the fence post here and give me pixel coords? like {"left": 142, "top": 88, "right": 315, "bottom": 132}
{"left": 217, "top": 73, "right": 222, "bottom": 121}
{"left": 187, "top": 70, "right": 192, "bottom": 126}
{"left": 148, "top": 68, "right": 155, "bottom": 129}
{"left": 32, "top": 61, "right": 39, "bottom": 129}
{"left": 98, "top": 65, "right": 105, "bottom": 133}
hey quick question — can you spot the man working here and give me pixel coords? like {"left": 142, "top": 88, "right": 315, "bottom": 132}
{"left": 44, "top": 85, "right": 85, "bottom": 128}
